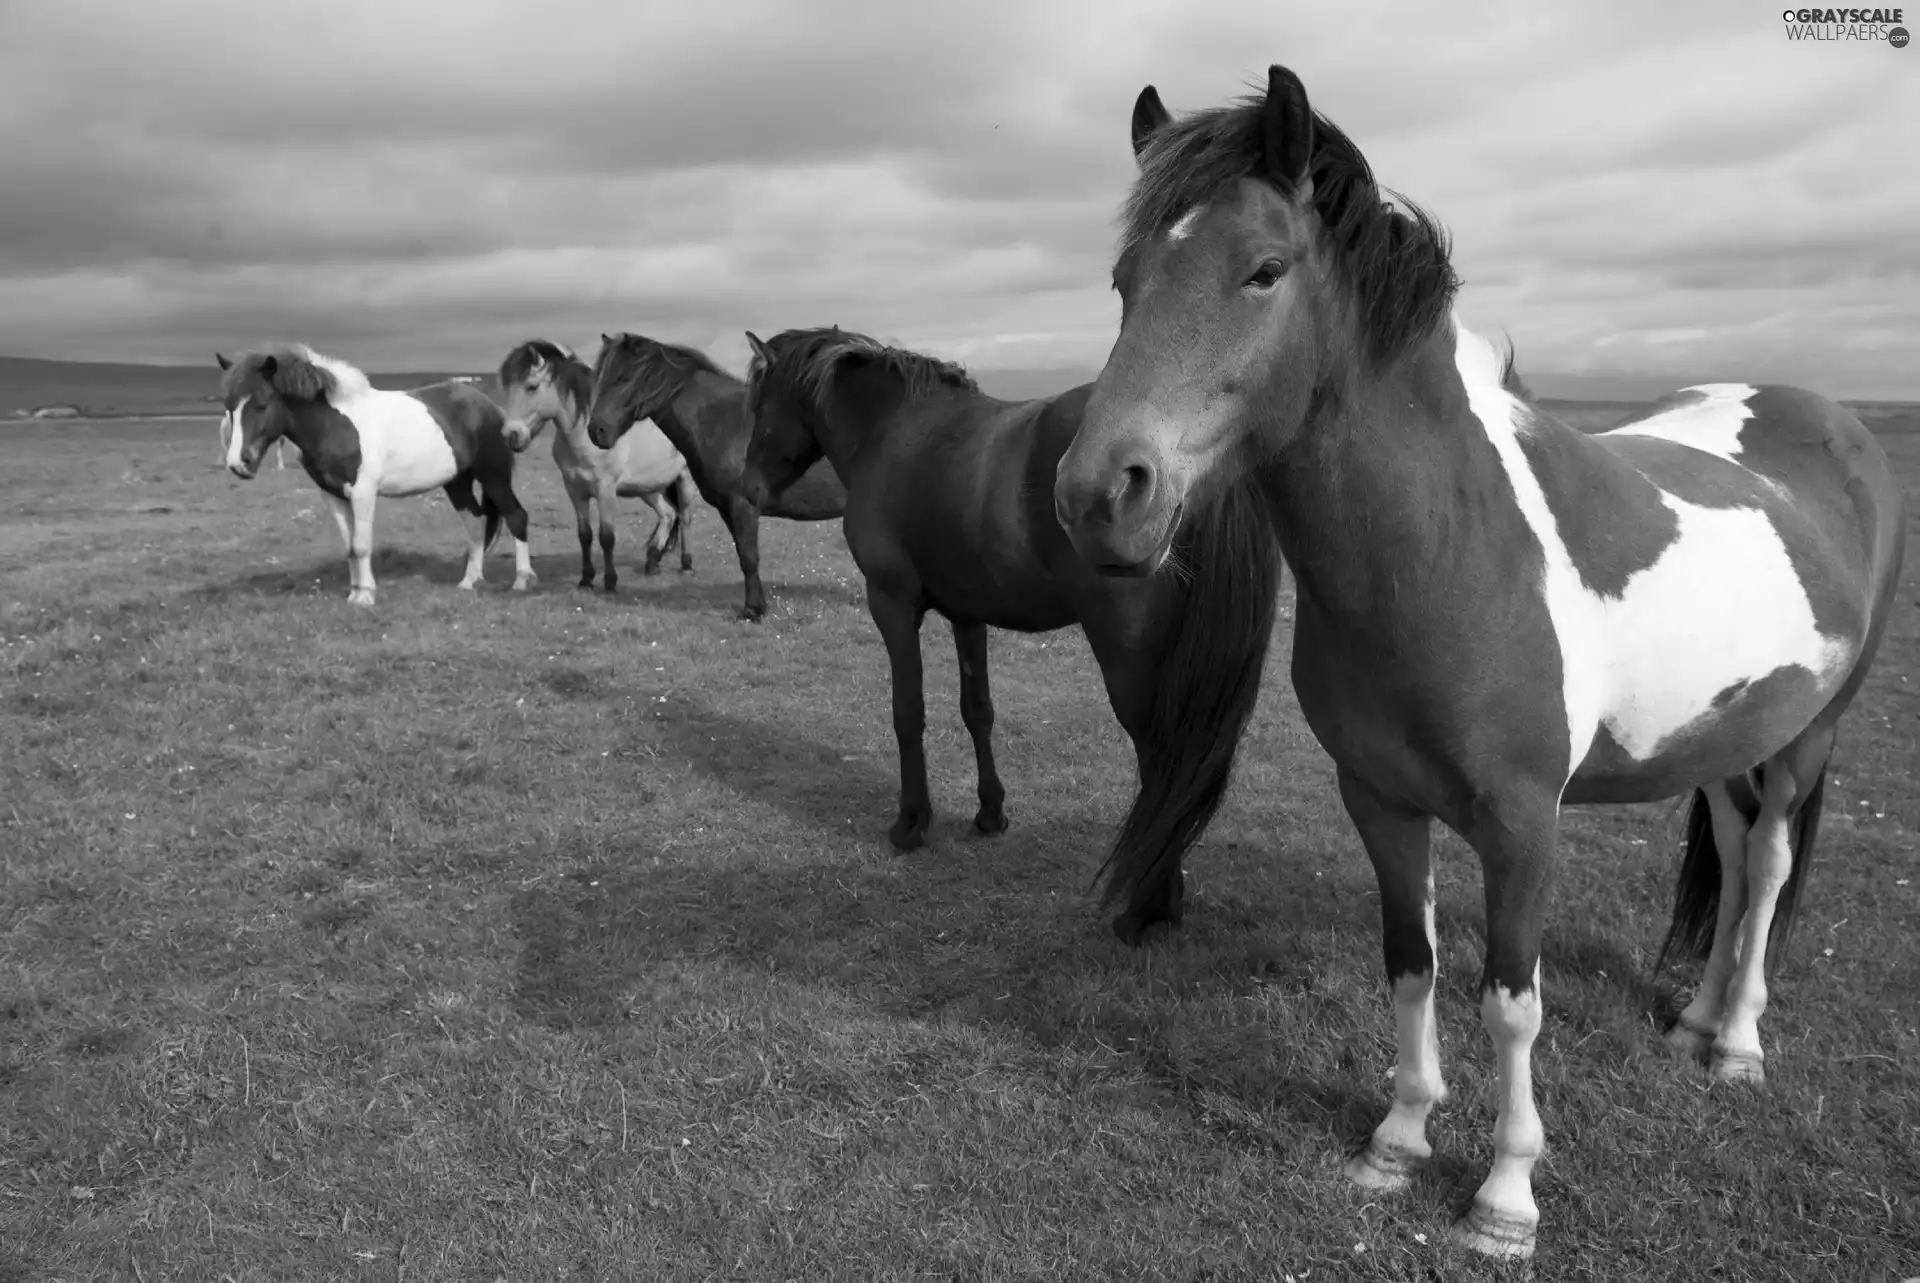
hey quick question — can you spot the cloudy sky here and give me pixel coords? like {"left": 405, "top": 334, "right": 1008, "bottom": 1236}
{"left": 2, "top": 0, "right": 1916, "bottom": 396}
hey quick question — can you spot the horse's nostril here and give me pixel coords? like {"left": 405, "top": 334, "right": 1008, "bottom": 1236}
{"left": 1116, "top": 461, "right": 1156, "bottom": 513}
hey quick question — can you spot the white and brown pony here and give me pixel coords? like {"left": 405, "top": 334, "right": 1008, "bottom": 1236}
{"left": 219, "top": 345, "right": 536, "bottom": 606}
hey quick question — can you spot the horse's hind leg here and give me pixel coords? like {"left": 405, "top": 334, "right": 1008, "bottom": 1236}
{"left": 1665, "top": 780, "right": 1757, "bottom": 1063}
{"left": 482, "top": 477, "right": 537, "bottom": 592}
{"left": 1710, "top": 730, "right": 1834, "bottom": 1085}
{"left": 1340, "top": 765, "right": 1447, "bottom": 1194}
{"left": 866, "top": 577, "right": 933, "bottom": 850}
{"left": 346, "top": 489, "right": 378, "bottom": 607}
{"left": 952, "top": 619, "right": 1008, "bottom": 835}
{"left": 642, "top": 490, "right": 673, "bottom": 575}
{"left": 445, "top": 481, "right": 489, "bottom": 590}
{"left": 595, "top": 485, "right": 618, "bottom": 593}
{"left": 565, "top": 481, "right": 596, "bottom": 589}
{"left": 674, "top": 473, "right": 696, "bottom": 572}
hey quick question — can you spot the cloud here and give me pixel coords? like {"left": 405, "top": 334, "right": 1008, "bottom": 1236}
{"left": 0, "top": 0, "right": 1915, "bottom": 396}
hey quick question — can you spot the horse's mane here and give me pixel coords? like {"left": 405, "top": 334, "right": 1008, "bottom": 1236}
{"left": 1497, "top": 334, "right": 1533, "bottom": 401}
{"left": 1122, "top": 86, "right": 1460, "bottom": 369}
{"left": 595, "top": 333, "right": 740, "bottom": 419}
{"left": 500, "top": 338, "right": 594, "bottom": 417}
{"left": 752, "top": 327, "right": 979, "bottom": 413}
{"left": 219, "top": 342, "right": 373, "bottom": 404}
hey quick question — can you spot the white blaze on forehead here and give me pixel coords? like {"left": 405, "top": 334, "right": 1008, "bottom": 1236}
{"left": 1452, "top": 321, "right": 1854, "bottom": 776}
{"left": 224, "top": 402, "right": 247, "bottom": 469}
{"left": 1166, "top": 206, "right": 1204, "bottom": 242}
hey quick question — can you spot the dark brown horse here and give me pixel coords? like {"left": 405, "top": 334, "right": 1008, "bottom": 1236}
{"left": 583, "top": 333, "right": 845, "bottom": 620}
{"left": 738, "top": 326, "right": 1284, "bottom": 943}
{"left": 1053, "top": 65, "right": 1907, "bottom": 1260}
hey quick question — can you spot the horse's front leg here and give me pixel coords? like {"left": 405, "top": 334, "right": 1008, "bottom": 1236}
{"left": 323, "top": 493, "right": 356, "bottom": 597}
{"left": 1340, "top": 765, "right": 1446, "bottom": 1192}
{"left": 1448, "top": 791, "right": 1561, "bottom": 1262}
{"left": 865, "top": 578, "right": 931, "bottom": 850}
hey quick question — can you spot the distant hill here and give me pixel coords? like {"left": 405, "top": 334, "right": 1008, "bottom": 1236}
{"left": 4, "top": 352, "right": 1909, "bottom": 427}
{"left": 0, "top": 355, "right": 492, "bottom": 419}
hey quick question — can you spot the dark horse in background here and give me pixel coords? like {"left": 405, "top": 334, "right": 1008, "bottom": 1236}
{"left": 583, "top": 333, "right": 845, "bottom": 620}
{"left": 738, "top": 326, "right": 1284, "bottom": 943}
{"left": 1052, "top": 66, "right": 1906, "bottom": 1259}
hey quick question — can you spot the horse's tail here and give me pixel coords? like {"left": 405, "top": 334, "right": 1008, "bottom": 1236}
{"left": 1097, "top": 474, "right": 1283, "bottom": 938}
{"left": 1656, "top": 764, "right": 1827, "bottom": 978}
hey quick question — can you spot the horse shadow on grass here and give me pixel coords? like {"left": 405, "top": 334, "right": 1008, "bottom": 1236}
{"left": 195, "top": 549, "right": 476, "bottom": 602}
{"left": 643, "top": 696, "right": 899, "bottom": 840}
{"left": 508, "top": 689, "right": 1401, "bottom": 1157}
{"left": 506, "top": 689, "right": 1707, "bottom": 1221}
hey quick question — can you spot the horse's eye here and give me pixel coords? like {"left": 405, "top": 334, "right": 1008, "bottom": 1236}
{"left": 1245, "top": 260, "right": 1288, "bottom": 290}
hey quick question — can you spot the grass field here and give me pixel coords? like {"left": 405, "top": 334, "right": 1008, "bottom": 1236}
{"left": 3, "top": 409, "right": 1917, "bottom": 1282}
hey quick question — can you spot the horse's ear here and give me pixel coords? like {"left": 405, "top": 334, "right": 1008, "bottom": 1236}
{"left": 1261, "top": 65, "right": 1312, "bottom": 190}
{"left": 215, "top": 352, "right": 232, "bottom": 370}
{"left": 1130, "top": 85, "right": 1171, "bottom": 161}
{"left": 600, "top": 333, "right": 613, "bottom": 348}
{"left": 257, "top": 354, "right": 278, "bottom": 379}
{"left": 745, "top": 331, "right": 772, "bottom": 364}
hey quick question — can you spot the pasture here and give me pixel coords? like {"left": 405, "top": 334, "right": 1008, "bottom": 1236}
{"left": 3, "top": 408, "right": 1916, "bottom": 1280}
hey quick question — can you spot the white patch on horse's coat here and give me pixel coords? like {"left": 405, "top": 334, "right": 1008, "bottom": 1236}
{"left": 1600, "top": 385, "right": 1791, "bottom": 499}
{"left": 300, "top": 352, "right": 459, "bottom": 498}
{"left": 1602, "top": 384, "right": 1756, "bottom": 462}
{"left": 1453, "top": 322, "right": 1853, "bottom": 776}
{"left": 1167, "top": 206, "right": 1203, "bottom": 242}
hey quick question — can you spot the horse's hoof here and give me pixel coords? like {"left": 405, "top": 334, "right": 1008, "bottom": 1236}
{"left": 602, "top": 581, "right": 619, "bottom": 594}
{"left": 1344, "top": 1142, "right": 1424, "bottom": 1193}
{"left": 973, "top": 807, "right": 1008, "bottom": 836}
{"left": 739, "top": 607, "right": 766, "bottom": 623}
{"left": 643, "top": 563, "right": 661, "bottom": 577}
{"left": 888, "top": 817, "right": 929, "bottom": 851}
{"left": 348, "top": 591, "right": 376, "bottom": 608}
{"left": 1110, "top": 908, "right": 1172, "bottom": 946}
{"left": 512, "top": 575, "right": 537, "bottom": 593}
{"left": 1448, "top": 1203, "right": 1536, "bottom": 1260}
{"left": 1710, "top": 1047, "right": 1766, "bottom": 1086}
{"left": 1665, "top": 1018, "right": 1715, "bottom": 1065}
{"left": 457, "top": 579, "right": 480, "bottom": 592}
{"left": 576, "top": 578, "right": 595, "bottom": 591}
{"left": 679, "top": 564, "right": 695, "bottom": 575}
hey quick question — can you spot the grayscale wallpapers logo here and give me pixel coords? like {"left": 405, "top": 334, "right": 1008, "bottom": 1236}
{"left": 1781, "top": 6, "right": 1909, "bottom": 41}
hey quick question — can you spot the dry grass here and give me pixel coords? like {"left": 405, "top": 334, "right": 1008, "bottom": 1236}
{"left": 2, "top": 411, "right": 1917, "bottom": 1281}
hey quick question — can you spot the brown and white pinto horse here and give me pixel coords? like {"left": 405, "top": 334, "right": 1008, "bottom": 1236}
{"left": 220, "top": 345, "right": 537, "bottom": 606}
{"left": 1052, "top": 67, "right": 1907, "bottom": 1261}
{"left": 497, "top": 338, "right": 697, "bottom": 591}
